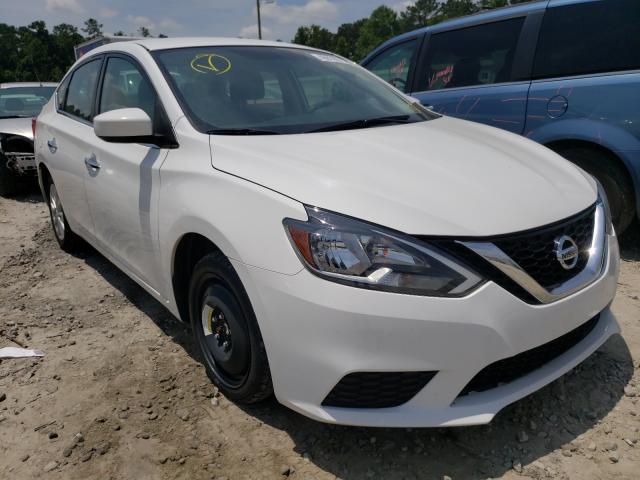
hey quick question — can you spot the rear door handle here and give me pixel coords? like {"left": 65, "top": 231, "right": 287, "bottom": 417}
{"left": 84, "top": 154, "right": 101, "bottom": 171}
{"left": 47, "top": 138, "right": 57, "bottom": 153}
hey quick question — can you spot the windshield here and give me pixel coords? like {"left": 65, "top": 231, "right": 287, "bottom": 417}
{"left": 0, "top": 86, "right": 55, "bottom": 119}
{"left": 153, "top": 46, "right": 436, "bottom": 134}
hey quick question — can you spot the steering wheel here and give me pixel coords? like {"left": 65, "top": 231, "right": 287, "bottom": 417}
{"left": 310, "top": 100, "right": 333, "bottom": 112}
{"left": 389, "top": 77, "right": 407, "bottom": 91}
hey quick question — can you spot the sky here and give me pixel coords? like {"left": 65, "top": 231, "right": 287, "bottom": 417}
{"left": 0, "top": 0, "right": 413, "bottom": 42}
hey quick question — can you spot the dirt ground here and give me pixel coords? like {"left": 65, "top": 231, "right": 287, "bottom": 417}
{"left": 1, "top": 189, "right": 639, "bottom": 480}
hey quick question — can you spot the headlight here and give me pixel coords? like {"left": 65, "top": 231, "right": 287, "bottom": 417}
{"left": 283, "top": 207, "right": 484, "bottom": 297}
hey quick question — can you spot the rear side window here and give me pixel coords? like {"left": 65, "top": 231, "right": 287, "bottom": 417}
{"left": 64, "top": 59, "right": 102, "bottom": 122}
{"left": 365, "top": 39, "right": 418, "bottom": 93}
{"left": 56, "top": 76, "right": 70, "bottom": 111}
{"left": 417, "top": 18, "right": 524, "bottom": 91}
{"left": 533, "top": 0, "right": 640, "bottom": 79}
{"left": 99, "top": 56, "right": 157, "bottom": 121}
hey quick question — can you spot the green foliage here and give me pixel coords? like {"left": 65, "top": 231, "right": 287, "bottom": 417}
{"left": 82, "top": 18, "right": 103, "bottom": 39}
{"left": 138, "top": 26, "right": 152, "bottom": 38}
{"left": 355, "top": 6, "right": 401, "bottom": 60}
{"left": 293, "top": 25, "right": 335, "bottom": 51}
{"left": 0, "top": 19, "right": 87, "bottom": 82}
{"left": 400, "top": 0, "right": 440, "bottom": 31}
{"left": 292, "top": 0, "right": 531, "bottom": 61}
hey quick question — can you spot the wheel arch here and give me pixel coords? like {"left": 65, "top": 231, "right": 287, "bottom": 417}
{"left": 37, "top": 162, "right": 52, "bottom": 199}
{"left": 544, "top": 138, "right": 638, "bottom": 219}
{"left": 171, "top": 232, "right": 225, "bottom": 323}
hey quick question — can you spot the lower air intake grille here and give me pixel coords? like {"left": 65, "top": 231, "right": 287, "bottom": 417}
{"left": 459, "top": 314, "right": 600, "bottom": 397}
{"left": 322, "top": 371, "right": 437, "bottom": 408}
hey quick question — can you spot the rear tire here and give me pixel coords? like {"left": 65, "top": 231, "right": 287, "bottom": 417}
{"left": 46, "top": 178, "right": 81, "bottom": 252}
{"left": 188, "top": 251, "right": 273, "bottom": 404}
{"left": 557, "top": 146, "right": 635, "bottom": 235}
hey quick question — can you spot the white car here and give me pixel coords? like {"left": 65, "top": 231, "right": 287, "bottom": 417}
{"left": 34, "top": 38, "right": 620, "bottom": 427}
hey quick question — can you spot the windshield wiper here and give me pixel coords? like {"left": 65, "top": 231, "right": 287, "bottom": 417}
{"left": 207, "top": 128, "right": 280, "bottom": 135}
{"left": 307, "top": 115, "right": 412, "bottom": 133}
{"left": 0, "top": 115, "right": 28, "bottom": 119}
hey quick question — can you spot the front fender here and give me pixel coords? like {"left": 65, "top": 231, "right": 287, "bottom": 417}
{"left": 527, "top": 118, "right": 640, "bottom": 213}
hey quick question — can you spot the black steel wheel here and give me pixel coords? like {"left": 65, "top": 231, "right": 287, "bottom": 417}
{"left": 188, "top": 251, "right": 272, "bottom": 403}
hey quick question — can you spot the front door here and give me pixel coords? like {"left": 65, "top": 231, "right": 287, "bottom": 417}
{"left": 84, "top": 55, "right": 167, "bottom": 293}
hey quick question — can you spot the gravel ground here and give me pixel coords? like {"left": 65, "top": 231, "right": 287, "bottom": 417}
{"left": 1, "top": 189, "right": 639, "bottom": 480}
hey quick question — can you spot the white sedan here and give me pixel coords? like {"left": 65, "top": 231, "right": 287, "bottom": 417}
{"left": 34, "top": 38, "right": 619, "bottom": 427}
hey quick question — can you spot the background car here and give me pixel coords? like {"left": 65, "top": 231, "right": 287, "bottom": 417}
{"left": 0, "top": 82, "right": 57, "bottom": 196}
{"left": 362, "top": 0, "right": 640, "bottom": 234}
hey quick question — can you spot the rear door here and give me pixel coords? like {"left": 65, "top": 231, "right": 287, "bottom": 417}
{"left": 410, "top": 15, "right": 535, "bottom": 134}
{"left": 41, "top": 56, "right": 103, "bottom": 238}
{"left": 526, "top": 0, "right": 640, "bottom": 140}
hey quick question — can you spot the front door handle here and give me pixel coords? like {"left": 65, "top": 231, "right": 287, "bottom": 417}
{"left": 47, "top": 138, "right": 57, "bottom": 153}
{"left": 84, "top": 154, "right": 101, "bottom": 171}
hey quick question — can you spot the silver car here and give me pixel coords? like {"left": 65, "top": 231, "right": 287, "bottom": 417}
{"left": 0, "top": 82, "right": 57, "bottom": 196}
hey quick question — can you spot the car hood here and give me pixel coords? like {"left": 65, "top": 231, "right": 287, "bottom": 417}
{"left": 0, "top": 117, "right": 33, "bottom": 140}
{"left": 208, "top": 116, "right": 597, "bottom": 236}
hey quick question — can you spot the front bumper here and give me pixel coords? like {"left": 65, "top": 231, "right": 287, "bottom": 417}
{"left": 3, "top": 151, "right": 37, "bottom": 175}
{"left": 232, "top": 233, "right": 620, "bottom": 427}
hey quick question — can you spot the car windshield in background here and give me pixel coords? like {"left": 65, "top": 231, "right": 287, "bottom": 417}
{"left": 0, "top": 86, "right": 56, "bottom": 119}
{"left": 153, "top": 46, "right": 436, "bottom": 134}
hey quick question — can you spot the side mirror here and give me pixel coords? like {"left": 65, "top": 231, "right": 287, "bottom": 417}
{"left": 94, "top": 108, "right": 153, "bottom": 143}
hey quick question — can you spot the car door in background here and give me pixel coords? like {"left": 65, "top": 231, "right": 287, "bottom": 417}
{"left": 363, "top": 37, "right": 421, "bottom": 94}
{"left": 85, "top": 55, "right": 169, "bottom": 295}
{"left": 410, "top": 17, "right": 532, "bottom": 134}
{"left": 42, "top": 57, "right": 103, "bottom": 238}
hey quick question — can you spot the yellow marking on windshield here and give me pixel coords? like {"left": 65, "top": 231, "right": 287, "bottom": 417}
{"left": 190, "top": 53, "right": 232, "bottom": 75}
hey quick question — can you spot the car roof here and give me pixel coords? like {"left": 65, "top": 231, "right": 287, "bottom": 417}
{"left": 364, "top": 0, "right": 550, "bottom": 61}
{"left": 102, "top": 37, "right": 317, "bottom": 53}
{"left": 0, "top": 82, "right": 58, "bottom": 89}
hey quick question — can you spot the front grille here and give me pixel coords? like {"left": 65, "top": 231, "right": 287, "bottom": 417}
{"left": 322, "top": 371, "right": 437, "bottom": 409}
{"left": 492, "top": 206, "right": 595, "bottom": 289}
{"left": 458, "top": 314, "right": 600, "bottom": 397}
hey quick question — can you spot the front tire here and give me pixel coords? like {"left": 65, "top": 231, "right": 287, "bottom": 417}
{"left": 188, "top": 251, "right": 272, "bottom": 404}
{"left": 46, "top": 179, "right": 81, "bottom": 252}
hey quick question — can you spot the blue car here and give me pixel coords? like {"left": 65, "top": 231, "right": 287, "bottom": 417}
{"left": 362, "top": 0, "right": 640, "bottom": 234}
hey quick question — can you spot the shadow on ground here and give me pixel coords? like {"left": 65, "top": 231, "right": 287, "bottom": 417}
{"left": 54, "top": 226, "right": 635, "bottom": 480}
{"left": 8, "top": 187, "right": 43, "bottom": 204}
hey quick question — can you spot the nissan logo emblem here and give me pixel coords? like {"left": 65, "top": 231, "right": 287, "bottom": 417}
{"left": 554, "top": 235, "right": 579, "bottom": 270}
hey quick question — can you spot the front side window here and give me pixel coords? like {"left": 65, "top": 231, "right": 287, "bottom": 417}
{"left": 533, "top": 0, "right": 640, "bottom": 79}
{"left": 153, "top": 46, "right": 435, "bottom": 135}
{"left": 99, "top": 57, "right": 157, "bottom": 121}
{"left": 364, "top": 39, "right": 418, "bottom": 93}
{"left": 0, "top": 86, "right": 55, "bottom": 119}
{"left": 417, "top": 18, "right": 524, "bottom": 91}
{"left": 64, "top": 59, "right": 102, "bottom": 122}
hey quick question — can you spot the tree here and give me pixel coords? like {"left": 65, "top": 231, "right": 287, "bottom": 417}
{"left": 400, "top": 0, "right": 439, "bottom": 32}
{"left": 438, "top": 0, "right": 479, "bottom": 18}
{"left": 355, "top": 6, "right": 400, "bottom": 60}
{"left": 51, "top": 23, "right": 83, "bottom": 79}
{"left": 138, "top": 26, "right": 151, "bottom": 37}
{"left": 113, "top": 30, "right": 125, "bottom": 36}
{"left": 292, "top": 25, "right": 334, "bottom": 51}
{"left": 333, "top": 19, "right": 366, "bottom": 60}
{"left": 82, "top": 18, "right": 103, "bottom": 38}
